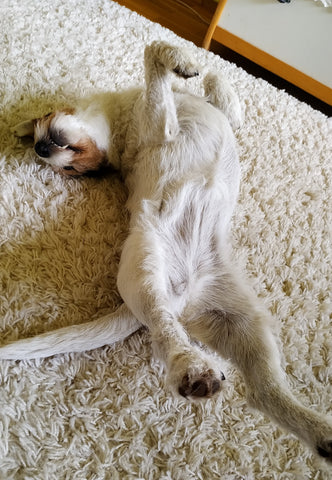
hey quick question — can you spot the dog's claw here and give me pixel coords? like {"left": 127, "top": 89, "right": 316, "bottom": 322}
{"left": 192, "top": 379, "right": 208, "bottom": 397}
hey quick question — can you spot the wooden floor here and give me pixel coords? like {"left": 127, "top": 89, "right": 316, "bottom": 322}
{"left": 115, "top": 0, "right": 216, "bottom": 47}
{"left": 114, "top": 0, "right": 330, "bottom": 115}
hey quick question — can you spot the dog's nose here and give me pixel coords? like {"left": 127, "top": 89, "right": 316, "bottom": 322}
{"left": 35, "top": 141, "right": 50, "bottom": 158}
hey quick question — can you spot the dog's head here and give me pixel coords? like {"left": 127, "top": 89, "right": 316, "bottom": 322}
{"left": 13, "top": 107, "right": 110, "bottom": 176}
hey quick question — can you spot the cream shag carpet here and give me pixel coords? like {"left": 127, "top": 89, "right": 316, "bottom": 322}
{"left": 0, "top": 1, "right": 331, "bottom": 478}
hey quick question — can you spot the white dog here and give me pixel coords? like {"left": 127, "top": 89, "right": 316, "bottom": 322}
{"left": 4, "top": 42, "right": 332, "bottom": 461}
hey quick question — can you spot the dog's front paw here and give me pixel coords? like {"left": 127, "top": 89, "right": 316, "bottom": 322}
{"left": 173, "top": 64, "right": 199, "bottom": 80}
{"left": 169, "top": 349, "right": 225, "bottom": 399}
{"left": 147, "top": 42, "right": 200, "bottom": 79}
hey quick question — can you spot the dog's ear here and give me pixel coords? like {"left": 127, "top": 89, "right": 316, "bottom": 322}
{"left": 11, "top": 119, "right": 36, "bottom": 138}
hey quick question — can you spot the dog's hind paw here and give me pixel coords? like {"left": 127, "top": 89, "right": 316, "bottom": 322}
{"left": 316, "top": 439, "right": 332, "bottom": 462}
{"left": 178, "top": 369, "right": 225, "bottom": 398}
{"left": 304, "top": 415, "right": 332, "bottom": 462}
{"left": 168, "top": 348, "right": 225, "bottom": 399}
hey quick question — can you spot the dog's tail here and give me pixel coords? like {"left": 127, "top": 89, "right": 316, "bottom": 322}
{"left": 0, "top": 304, "right": 142, "bottom": 360}
{"left": 203, "top": 72, "right": 243, "bottom": 130}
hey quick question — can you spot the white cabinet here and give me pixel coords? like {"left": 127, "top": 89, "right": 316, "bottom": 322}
{"left": 204, "top": 0, "right": 332, "bottom": 105}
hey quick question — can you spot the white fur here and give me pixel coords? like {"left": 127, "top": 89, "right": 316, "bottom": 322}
{"left": 73, "top": 105, "right": 111, "bottom": 152}
{"left": 6, "top": 42, "right": 332, "bottom": 461}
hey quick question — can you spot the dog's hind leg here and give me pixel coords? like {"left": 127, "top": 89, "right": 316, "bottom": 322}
{"left": 0, "top": 303, "right": 141, "bottom": 360}
{"left": 188, "top": 274, "right": 332, "bottom": 460}
{"left": 117, "top": 231, "right": 225, "bottom": 399}
{"left": 142, "top": 42, "right": 200, "bottom": 143}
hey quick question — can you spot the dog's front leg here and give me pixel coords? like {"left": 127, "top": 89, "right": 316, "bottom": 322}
{"left": 141, "top": 42, "right": 200, "bottom": 143}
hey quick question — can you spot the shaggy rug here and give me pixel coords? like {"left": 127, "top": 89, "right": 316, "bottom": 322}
{"left": 0, "top": 0, "right": 331, "bottom": 478}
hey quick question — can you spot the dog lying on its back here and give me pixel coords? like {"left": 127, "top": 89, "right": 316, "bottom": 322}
{"left": 5, "top": 42, "right": 332, "bottom": 461}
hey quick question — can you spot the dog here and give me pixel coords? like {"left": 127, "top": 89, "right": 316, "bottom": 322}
{"left": 4, "top": 42, "right": 332, "bottom": 461}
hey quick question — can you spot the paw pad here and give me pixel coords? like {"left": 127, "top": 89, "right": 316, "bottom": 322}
{"left": 179, "top": 370, "right": 225, "bottom": 398}
{"left": 173, "top": 67, "right": 199, "bottom": 79}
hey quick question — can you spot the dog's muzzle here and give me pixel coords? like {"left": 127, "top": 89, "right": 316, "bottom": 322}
{"left": 35, "top": 141, "right": 50, "bottom": 158}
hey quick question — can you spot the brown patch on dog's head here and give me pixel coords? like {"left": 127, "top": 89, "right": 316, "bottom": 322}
{"left": 57, "top": 138, "right": 108, "bottom": 177}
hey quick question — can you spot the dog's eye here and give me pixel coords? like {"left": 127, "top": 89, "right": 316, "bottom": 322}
{"left": 49, "top": 130, "right": 70, "bottom": 148}
{"left": 63, "top": 166, "right": 75, "bottom": 171}
{"left": 66, "top": 145, "right": 81, "bottom": 153}
{"left": 49, "top": 133, "right": 64, "bottom": 148}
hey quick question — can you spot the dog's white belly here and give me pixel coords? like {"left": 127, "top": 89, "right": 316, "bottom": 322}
{"left": 119, "top": 179, "right": 232, "bottom": 321}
